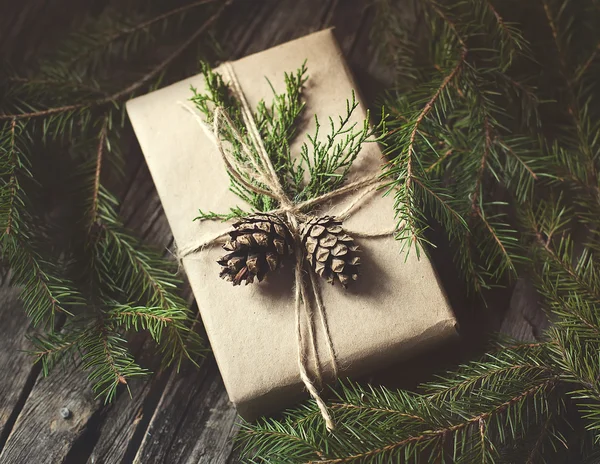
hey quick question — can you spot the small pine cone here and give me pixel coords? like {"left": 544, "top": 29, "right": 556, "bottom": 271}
{"left": 218, "top": 214, "right": 293, "bottom": 285}
{"left": 300, "top": 216, "right": 360, "bottom": 288}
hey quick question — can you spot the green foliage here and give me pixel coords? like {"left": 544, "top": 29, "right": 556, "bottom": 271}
{"left": 297, "top": 93, "right": 385, "bottom": 202}
{"left": 0, "top": 0, "right": 229, "bottom": 401}
{"left": 381, "top": 0, "right": 539, "bottom": 283}
{"left": 239, "top": 0, "right": 600, "bottom": 462}
{"left": 0, "top": 120, "right": 85, "bottom": 328}
{"left": 191, "top": 62, "right": 385, "bottom": 219}
{"left": 239, "top": 349, "right": 563, "bottom": 463}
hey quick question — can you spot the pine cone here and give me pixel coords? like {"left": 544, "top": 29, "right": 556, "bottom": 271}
{"left": 300, "top": 216, "right": 360, "bottom": 288}
{"left": 218, "top": 213, "right": 293, "bottom": 285}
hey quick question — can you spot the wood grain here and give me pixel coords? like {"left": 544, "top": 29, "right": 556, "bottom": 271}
{"left": 133, "top": 358, "right": 238, "bottom": 464}
{"left": 83, "top": 337, "right": 172, "bottom": 464}
{"left": 0, "top": 360, "right": 99, "bottom": 464}
{"left": 0, "top": 278, "right": 38, "bottom": 449}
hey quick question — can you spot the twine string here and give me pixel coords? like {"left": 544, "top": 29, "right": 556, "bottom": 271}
{"left": 178, "top": 62, "right": 395, "bottom": 431}
{"left": 222, "top": 63, "right": 290, "bottom": 204}
{"left": 335, "top": 182, "right": 380, "bottom": 220}
{"left": 223, "top": 61, "right": 335, "bottom": 427}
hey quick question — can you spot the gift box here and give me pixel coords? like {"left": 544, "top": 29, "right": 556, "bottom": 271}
{"left": 126, "top": 29, "right": 457, "bottom": 420}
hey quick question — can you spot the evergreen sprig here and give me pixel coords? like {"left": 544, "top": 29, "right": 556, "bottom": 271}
{"left": 0, "top": 120, "right": 85, "bottom": 328}
{"left": 239, "top": 352, "right": 563, "bottom": 463}
{"left": 0, "top": 0, "right": 229, "bottom": 401}
{"left": 191, "top": 62, "right": 385, "bottom": 219}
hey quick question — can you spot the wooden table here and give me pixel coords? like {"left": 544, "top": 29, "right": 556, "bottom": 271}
{"left": 0, "top": 1, "right": 547, "bottom": 462}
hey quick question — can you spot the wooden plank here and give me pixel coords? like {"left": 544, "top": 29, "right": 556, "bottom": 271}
{"left": 0, "top": 360, "right": 99, "bottom": 464}
{"left": 83, "top": 337, "right": 172, "bottom": 464}
{"left": 500, "top": 278, "right": 549, "bottom": 341}
{"left": 235, "top": 0, "right": 336, "bottom": 56}
{"left": 0, "top": 277, "right": 39, "bottom": 450}
{"left": 132, "top": 357, "right": 238, "bottom": 463}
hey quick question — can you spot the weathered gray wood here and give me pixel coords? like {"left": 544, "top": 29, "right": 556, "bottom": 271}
{"left": 501, "top": 278, "right": 549, "bottom": 341}
{"left": 84, "top": 337, "right": 171, "bottom": 464}
{"left": 0, "top": 277, "right": 37, "bottom": 449}
{"left": 0, "top": 360, "right": 99, "bottom": 464}
{"left": 132, "top": 357, "right": 238, "bottom": 464}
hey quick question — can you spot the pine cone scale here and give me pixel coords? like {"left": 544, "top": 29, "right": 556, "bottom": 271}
{"left": 218, "top": 213, "right": 293, "bottom": 285}
{"left": 300, "top": 216, "right": 360, "bottom": 288}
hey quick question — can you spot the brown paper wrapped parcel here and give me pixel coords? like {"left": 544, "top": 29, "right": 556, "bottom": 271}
{"left": 126, "top": 29, "right": 457, "bottom": 419}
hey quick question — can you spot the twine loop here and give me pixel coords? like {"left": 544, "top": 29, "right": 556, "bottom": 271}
{"left": 179, "top": 62, "right": 394, "bottom": 431}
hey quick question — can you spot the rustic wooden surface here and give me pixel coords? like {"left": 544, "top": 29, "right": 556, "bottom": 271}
{"left": 0, "top": 1, "right": 548, "bottom": 463}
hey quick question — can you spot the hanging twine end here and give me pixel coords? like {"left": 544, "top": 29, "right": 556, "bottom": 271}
{"left": 324, "top": 414, "right": 336, "bottom": 432}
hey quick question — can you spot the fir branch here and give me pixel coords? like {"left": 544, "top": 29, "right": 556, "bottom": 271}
{"left": 475, "top": 205, "right": 520, "bottom": 279}
{"left": 30, "top": 319, "right": 149, "bottom": 402}
{"left": 3, "top": 120, "right": 18, "bottom": 236}
{"left": 384, "top": 47, "right": 468, "bottom": 257}
{"left": 60, "top": 0, "right": 221, "bottom": 72}
{"left": 82, "top": 323, "right": 149, "bottom": 401}
{"left": 0, "top": 0, "right": 231, "bottom": 122}
{"left": 90, "top": 195, "right": 205, "bottom": 370}
{"left": 106, "top": 304, "right": 178, "bottom": 344}
{"left": 240, "top": 374, "right": 559, "bottom": 463}
{"left": 524, "top": 414, "right": 554, "bottom": 464}
{"left": 526, "top": 202, "right": 600, "bottom": 304}
{"left": 88, "top": 117, "right": 108, "bottom": 229}
{"left": 0, "top": 120, "right": 84, "bottom": 327}
{"left": 575, "top": 41, "right": 600, "bottom": 82}
{"left": 470, "top": 117, "right": 492, "bottom": 212}
{"left": 319, "top": 379, "right": 554, "bottom": 463}
{"left": 406, "top": 48, "right": 467, "bottom": 193}
{"left": 29, "top": 327, "right": 91, "bottom": 376}
{"left": 5, "top": 76, "right": 106, "bottom": 96}
{"left": 424, "top": 342, "right": 554, "bottom": 401}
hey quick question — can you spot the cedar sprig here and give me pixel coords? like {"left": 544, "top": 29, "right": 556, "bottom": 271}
{"left": 191, "top": 63, "right": 386, "bottom": 220}
{"left": 297, "top": 92, "right": 386, "bottom": 202}
{"left": 191, "top": 62, "right": 308, "bottom": 213}
{"left": 194, "top": 206, "right": 250, "bottom": 222}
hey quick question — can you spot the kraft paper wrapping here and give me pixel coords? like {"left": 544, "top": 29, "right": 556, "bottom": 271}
{"left": 126, "top": 29, "right": 457, "bottom": 419}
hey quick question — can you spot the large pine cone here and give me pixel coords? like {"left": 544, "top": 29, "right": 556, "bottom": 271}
{"left": 300, "top": 216, "right": 360, "bottom": 288}
{"left": 218, "top": 214, "right": 293, "bottom": 285}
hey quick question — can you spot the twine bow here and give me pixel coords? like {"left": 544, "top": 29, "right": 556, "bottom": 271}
{"left": 179, "top": 63, "right": 395, "bottom": 430}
